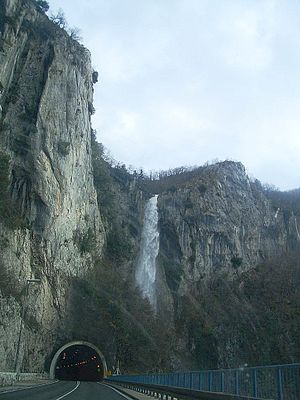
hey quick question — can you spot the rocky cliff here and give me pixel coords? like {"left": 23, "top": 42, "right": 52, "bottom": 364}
{"left": 0, "top": 0, "right": 168, "bottom": 375}
{"left": 156, "top": 161, "right": 300, "bottom": 368}
{"left": 0, "top": 0, "right": 104, "bottom": 372}
{"left": 158, "top": 161, "right": 299, "bottom": 288}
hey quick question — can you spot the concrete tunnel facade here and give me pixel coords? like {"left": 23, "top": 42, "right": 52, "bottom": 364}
{"left": 49, "top": 341, "right": 108, "bottom": 380}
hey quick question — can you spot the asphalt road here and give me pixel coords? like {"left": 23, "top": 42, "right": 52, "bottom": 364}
{"left": 0, "top": 381, "right": 132, "bottom": 400}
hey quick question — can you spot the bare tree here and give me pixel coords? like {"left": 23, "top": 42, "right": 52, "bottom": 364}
{"left": 50, "top": 9, "right": 67, "bottom": 29}
{"left": 68, "top": 27, "right": 82, "bottom": 42}
{"left": 34, "top": 0, "right": 49, "bottom": 13}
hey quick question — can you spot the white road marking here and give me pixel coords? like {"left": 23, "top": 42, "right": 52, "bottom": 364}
{"left": 0, "top": 380, "right": 59, "bottom": 395}
{"left": 99, "top": 383, "right": 136, "bottom": 400}
{"left": 55, "top": 381, "right": 80, "bottom": 400}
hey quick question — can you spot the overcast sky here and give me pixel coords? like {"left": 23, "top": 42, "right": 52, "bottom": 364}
{"left": 48, "top": 0, "right": 300, "bottom": 190}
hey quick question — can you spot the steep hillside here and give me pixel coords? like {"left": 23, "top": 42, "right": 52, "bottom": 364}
{"left": 0, "top": 0, "right": 172, "bottom": 374}
{"left": 155, "top": 161, "right": 300, "bottom": 368}
{"left": 0, "top": 0, "right": 104, "bottom": 372}
{"left": 158, "top": 161, "right": 299, "bottom": 283}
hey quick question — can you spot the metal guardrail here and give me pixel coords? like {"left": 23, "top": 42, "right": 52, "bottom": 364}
{"left": 106, "top": 380, "right": 266, "bottom": 400}
{"left": 106, "top": 363, "right": 300, "bottom": 400}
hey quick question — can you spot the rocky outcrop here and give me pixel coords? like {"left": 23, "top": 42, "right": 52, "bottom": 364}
{"left": 156, "top": 161, "right": 300, "bottom": 368}
{"left": 158, "top": 161, "right": 298, "bottom": 288}
{"left": 0, "top": 0, "right": 104, "bottom": 372}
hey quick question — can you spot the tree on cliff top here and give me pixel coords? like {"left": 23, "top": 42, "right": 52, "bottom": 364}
{"left": 50, "top": 9, "right": 67, "bottom": 29}
{"left": 34, "top": 0, "right": 49, "bottom": 13}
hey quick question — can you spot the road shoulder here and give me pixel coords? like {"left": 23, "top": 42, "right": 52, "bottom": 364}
{"left": 104, "top": 382, "right": 153, "bottom": 400}
{"left": 0, "top": 379, "right": 56, "bottom": 394}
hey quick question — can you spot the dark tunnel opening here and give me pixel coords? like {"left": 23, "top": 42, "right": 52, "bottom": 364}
{"left": 55, "top": 345, "right": 104, "bottom": 381}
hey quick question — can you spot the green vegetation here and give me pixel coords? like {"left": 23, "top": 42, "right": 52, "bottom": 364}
{"left": 91, "top": 135, "right": 117, "bottom": 221}
{"left": 175, "top": 250, "right": 300, "bottom": 369}
{"left": 140, "top": 165, "right": 208, "bottom": 194}
{"left": 263, "top": 185, "right": 300, "bottom": 216}
{"left": 0, "top": 235, "right": 9, "bottom": 249}
{"left": 57, "top": 141, "right": 70, "bottom": 156}
{"left": 67, "top": 261, "right": 175, "bottom": 373}
{"left": 0, "top": 257, "right": 22, "bottom": 300}
{"left": 106, "top": 229, "right": 133, "bottom": 263}
{"left": 231, "top": 256, "right": 243, "bottom": 269}
{"left": 73, "top": 228, "right": 95, "bottom": 255}
{"left": 0, "top": 4, "right": 5, "bottom": 34}
{"left": 197, "top": 183, "right": 207, "bottom": 195}
{"left": 159, "top": 258, "right": 183, "bottom": 294}
{"left": 0, "top": 152, "right": 23, "bottom": 229}
{"left": 91, "top": 131, "right": 136, "bottom": 264}
{"left": 0, "top": 153, "right": 10, "bottom": 216}
{"left": 176, "top": 295, "right": 219, "bottom": 369}
{"left": 158, "top": 221, "right": 183, "bottom": 293}
{"left": 1, "top": 23, "right": 54, "bottom": 158}
{"left": 89, "top": 136, "right": 180, "bottom": 372}
{"left": 2, "top": 14, "right": 18, "bottom": 32}
{"left": 137, "top": 162, "right": 223, "bottom": 194}
{"left": 91, "top": 134, "right": 226, "bottom": 201}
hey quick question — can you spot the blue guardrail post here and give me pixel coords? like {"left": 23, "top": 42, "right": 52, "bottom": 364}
{"left": 277, "top": 367, "right": 283, "bottom": 400}
{"left": 235, "top": 370, "right": 239, "bottom": 395}
{"left": 252, "top": 369, "right": 258, "bottom": 398}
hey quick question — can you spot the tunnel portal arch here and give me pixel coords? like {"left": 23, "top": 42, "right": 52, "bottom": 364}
{"left": 49, "top": 340, "right": 108, "bottom": 380}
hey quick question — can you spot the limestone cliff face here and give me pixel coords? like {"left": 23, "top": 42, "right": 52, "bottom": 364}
{"left": 0, "top": 0, "right": 104, "bottom": 372}
{"left": 158, "top": 161, "right": 298, "bottom": 289}
{"left": 156, "top": 161, "right": 300, "bottom": 368}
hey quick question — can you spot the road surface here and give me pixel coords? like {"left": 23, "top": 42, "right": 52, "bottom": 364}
{"left": 0, "top": 381, "right": 132, "bottom": 400}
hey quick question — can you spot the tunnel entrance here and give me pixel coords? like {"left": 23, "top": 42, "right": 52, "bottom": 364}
{"left": 49, "top": 341, "right": 107, "bottom": 381}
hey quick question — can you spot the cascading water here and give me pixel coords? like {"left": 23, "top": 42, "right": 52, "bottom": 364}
{"left": 294, "top": 216, "right": 300, "bottom": 241}
{"left": 135, "top": 195, "right": 160, "bottom": 309}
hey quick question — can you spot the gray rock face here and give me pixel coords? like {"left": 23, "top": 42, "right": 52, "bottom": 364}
{"left": 156, "top": 161, "right": 300, "bottom": 368}
{"left": 0, "top": 0, "right": 104, "bottom": 372}
{"left": 158, "top": 162, "right": 298, "bottom": 290}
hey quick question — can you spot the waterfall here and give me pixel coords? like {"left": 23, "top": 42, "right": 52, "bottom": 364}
{"left": 135, "top": 195, "right": 160, "bottom": 309}
{"left": 295, "top": 216, "right": 300, "bottom": 241}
